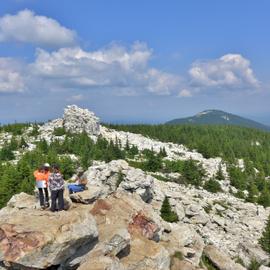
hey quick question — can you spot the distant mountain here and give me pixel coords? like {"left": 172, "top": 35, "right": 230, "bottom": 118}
{"left": 166, "top": 110, "right": 270, "bottom": 131}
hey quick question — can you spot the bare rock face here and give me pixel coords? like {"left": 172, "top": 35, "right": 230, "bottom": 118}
{"left": 85, "top": 192, "right": 171, "bottom": 270}
{"left": 0, "top": 195, "right": 98, "bottom": 269}
{"left": 203, "top": 245, "right": 246, "bottom": 270}
{"left": 63, "top": 105, "right": 100, "bottom": 135}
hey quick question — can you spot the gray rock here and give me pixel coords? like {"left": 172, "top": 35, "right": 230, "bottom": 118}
{"left": 204, "top": 245, "right": 246, "bottom": 270}
{"left": 185, "top": 204, "right": 203, "bottom": 217}
{"left": 239, "top": 241, "right": 270, "bottom": 266}
{"left": 259, "top": 266, "right": 270, "bottom": 270}
{"left": 103, "top": 229, "right": 131, "bottom": 257}
{"left": 70, "top": 186, "right": 102, "bottom": 204}
{"left": 0, "top": 204, "right": 98, "bottom": 269}
{"left": 63, "top": 105, "right": 100, "bottom": 135}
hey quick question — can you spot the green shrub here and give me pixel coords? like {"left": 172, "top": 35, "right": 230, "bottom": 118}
{"left": 116, "top": 171, "right": 124, "bottom": 188}
{"left": 53, "top": 127, "right": 66, "bottom": 136}
{"left": 259, "top": 215, "right": 270, "bottom": 254}
{"left": 248, "top": 258, "right": 261, "bottom": 270}
{"left": 204, "top": 178, "right": 222, "bottom": 193}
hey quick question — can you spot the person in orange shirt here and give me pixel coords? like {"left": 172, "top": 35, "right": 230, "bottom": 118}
{"left": 34, "top": 163, "right": 50, "bottom": 209}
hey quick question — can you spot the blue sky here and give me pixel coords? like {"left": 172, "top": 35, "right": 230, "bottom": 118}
{"left": 0, "top": 0, "right": 269, "bottom": 124}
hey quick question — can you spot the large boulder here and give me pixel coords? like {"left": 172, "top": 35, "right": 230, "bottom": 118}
{"left": 161, "top": 223, "right": 204, "bottom": 266}
{"left": 238, "top": 241, "right": 270, "bottom": 266}
{"left": 85, "top": 160, "right": 154, "bottom": 202}
{"left": 70, "top": 186, "right": 103, "bottom": 204}
{"left": 63, "top": 105, "right": 100, "bottom": 135}
{"left": 0, "top": 196, "right": 98, "bottom": 269}
{"left": 203, "top": 245, "right": 246, "bottom": 270}
{"left": 7, "top": 192, "right": 38, "bottom": 210}
{"left": 85, "top": 192, "right": 170, "bottom": 270}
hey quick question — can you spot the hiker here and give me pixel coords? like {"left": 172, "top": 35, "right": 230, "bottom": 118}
{"left": 68, "top": 167, "right": 88, "bottom": 194}
{"left": 33, "top": 165, "right": 50, "bottom": 209}
{"left": 48, "top": 164, "right": 65, "bottom": 212}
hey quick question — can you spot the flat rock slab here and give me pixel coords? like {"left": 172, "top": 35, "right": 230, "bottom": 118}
{"left": 204, "top": 245, "right": 246, "bottom": 270}
{"left": 0, "top": 198, "right": 98, "bottom": 269}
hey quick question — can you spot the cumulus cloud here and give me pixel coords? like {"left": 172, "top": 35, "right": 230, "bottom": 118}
{"left": 178, "top": 89, "right": 192, "bottom": 97}
{"left": 66, "top": 94, "right": 83, "bottom": 102}
{"left": 0, "top": 9, "right": 76, "bottom": 47}
{"left": 189, "top": 54, "right": 259, "bottom": 89}
{"left": 0, "top": 58, "right": 25, "bottom": 93}
{"left": 29, "top": 43, "right": 182, "bottom": 95}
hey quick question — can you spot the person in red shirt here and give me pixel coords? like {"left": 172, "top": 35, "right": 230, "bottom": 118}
{"left": 34, "top": 163, "right": 50, "bottom": 209}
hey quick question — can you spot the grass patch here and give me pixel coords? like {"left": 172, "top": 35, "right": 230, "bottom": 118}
{"left": 200, "top": 254, "right": 218, "bottom": 270}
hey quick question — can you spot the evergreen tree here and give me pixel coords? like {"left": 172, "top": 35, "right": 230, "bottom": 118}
{"left": 160, "top": 196, "right": 179, "bottom": 223}
{"left": 144, "top": 153, "right": 163, "bottom": 172}
{"left": 259, "top": 215, "right": 270, "bottom": 254}
{"left": 246, "top": 182, "right": 259, "bottom": 203}
{"left": 258, "top": 188, "right": 270, "bottom": 207}
{"left": 182, "top": 159, "right": 205, "bottom": 186}
{"left": 216, "top": 164, "right": 224, "bottom": 180}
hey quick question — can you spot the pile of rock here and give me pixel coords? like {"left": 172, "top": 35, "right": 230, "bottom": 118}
{"left": 38, "top": 105, "right": 101, "bottom": 143}
{"left": 63, "top": 105, "right": 100, "bottom": 136}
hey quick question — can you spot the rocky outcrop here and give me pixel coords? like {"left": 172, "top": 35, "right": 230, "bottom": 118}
{"left": 0, "top": 202, "right": 98, "bottom": 269}
{"left": 100, "top": 125, "right": 227, "bottom": 178}
{"left": 84, "top": 160, "right": 154, "bottom": 202}
{"left": 63, "top": 105, "right": 100, "bottom": 135}
{"left": 203, "top": 245, "right": 246, "bottom": 270}
{"left": 38, "top": 105, "right": 101, "bottom": 143}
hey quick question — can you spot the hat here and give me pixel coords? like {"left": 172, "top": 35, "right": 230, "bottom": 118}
{"left": 43, "top": 163, "right": 50, "bottom": 168}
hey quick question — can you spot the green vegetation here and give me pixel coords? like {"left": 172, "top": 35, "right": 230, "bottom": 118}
{"left": 107, "top": 124, "right": 270, "bottom": 175}
{"left": 248, "top": 258, "right": 261, "bottom": 270}
{"left": 0, "top": 131, "right": 136, "bottom": 208}
{"left": 116, "top": 171, "right": 124, "bottom": 188}
{"left": 204, "top": 178, "right": 222, "bottom": 193}
{"left": 160, "top": 196, "right": 179, "bottom": 223}
{"left": 234, "top": 256, "right": 245, "bottom": 266}
{"left": 108, "top": 123, "right": 270, "bottom": 206}
{"left": 200, "top": 254, "right": 218, "bottom": 270}
{"left": 172, "top": 251, "right": 184, "bottom": 260}
{"left": 53, "top": 127, "right": 67, "bottom": 136}
{"left": 0, "top": 123, "right": 30, "bottom": 135}
{"left": 259, "top": 215, "right": 270, "bottom": 254}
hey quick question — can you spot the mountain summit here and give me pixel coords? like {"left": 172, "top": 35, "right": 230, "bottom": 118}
{"left": 166, "top": 109, "right": 270, "bottom": 131}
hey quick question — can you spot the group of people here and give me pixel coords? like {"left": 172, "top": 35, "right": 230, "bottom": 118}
{"left": 34, "top": 164, "right": 88, "bottom": 212}
{"left": 33, "top": 163, "right": 65, "bottom": 212}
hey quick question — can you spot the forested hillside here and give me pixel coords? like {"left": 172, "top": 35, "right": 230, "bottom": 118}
{"left": 166, "top": 110, "right": 270, "bottom": 131}
{"left": 107, "top": 124, "right": 270, "bottom": 175}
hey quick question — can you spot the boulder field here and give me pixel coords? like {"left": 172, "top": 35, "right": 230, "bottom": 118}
{"left": 0, "top": 159, "right": 269, "bottom": 269}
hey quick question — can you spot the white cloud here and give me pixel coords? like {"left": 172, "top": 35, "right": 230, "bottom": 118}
{"left": 178, "top": 89, "right": 192, "bottom": 97}
{"left": 189, "top": 54, "right": 259, "bottom": 89}
{"left": 0, "top": 58, "right": 25, "bottom": 93}
{"left": 29, "top": 43, "right": 182, "bottom": 95}
{"left": 0, "top": 9, "right": 76, "bottom": 47}
{"left": 66, "top": 94, "right": 83, "bottom": 102}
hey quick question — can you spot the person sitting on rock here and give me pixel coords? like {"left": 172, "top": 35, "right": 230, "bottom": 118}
{"left": 33, "top": 165, "right": 50, "bottom": 210}
{"left": 48, "top": 164, "right": 65, "bottom": 212}
{"left": 68, "top": 167, "right": 88, "bottom": 194}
